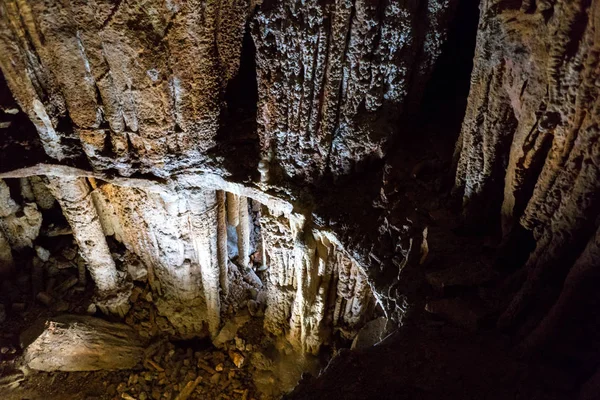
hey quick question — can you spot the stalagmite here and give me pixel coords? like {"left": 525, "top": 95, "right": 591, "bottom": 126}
{"left": 237, "top": 196, "right": 251, "bottom": 269}
{"left": 46, "top": 177, "right": 129, "bottom": 315}
{"left": 217, "top": 190, "right": 229, "bottom": 297}
{"left": 227, "top": 192, "right": 240, "bottom": 227}
{"left": 188, "top": 190, "right": 221, "bottom": 337}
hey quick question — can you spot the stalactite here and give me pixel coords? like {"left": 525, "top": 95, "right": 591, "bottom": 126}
{"left": 237, "top": 196, "right": 250, "bottom": 269}
{"left": 188, "top": 189, "right": 221, "bottom": 337}
{"left": 217, "top": 190, "right": 229, "bottom": 297}
{"left": 227, "top": 192, "right": 239, "bottom": 227}
{"left": 46, "top": 177, "right": 129, "bottom": 316}
{"left": 260, "top": 206, "right": 375, "bottom": 355}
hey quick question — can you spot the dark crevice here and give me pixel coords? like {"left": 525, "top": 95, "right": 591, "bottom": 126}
{"left": 214, "top": 22, "right": 259, "bottom": 182}
{"left": 0, "top": 71, "right": 46, "bottom": 173}
{"left": 388, "top": 0, "right": 481, "bottom": 172}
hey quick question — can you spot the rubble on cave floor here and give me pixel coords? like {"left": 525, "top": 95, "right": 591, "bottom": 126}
{"left": 0, "top": 235, "right": 319, "bottom": 400}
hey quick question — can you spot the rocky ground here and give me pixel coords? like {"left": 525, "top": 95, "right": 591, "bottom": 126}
{"left": 0, "top": 234, "right": 309, "bottom": 400}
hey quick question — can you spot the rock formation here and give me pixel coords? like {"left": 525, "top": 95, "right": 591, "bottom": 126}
{"left": 453, "top": 0, "right": 600, "bottom": 374}
{"left": 21, "top": 315, "right": 146, "bottom": 371}
{"left": 0, "top": 0, "right": 598, "bottom": 398}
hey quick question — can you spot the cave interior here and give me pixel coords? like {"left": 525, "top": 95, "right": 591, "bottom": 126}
{"left": 0, "top": 0, "right": 599, "bottom": 399}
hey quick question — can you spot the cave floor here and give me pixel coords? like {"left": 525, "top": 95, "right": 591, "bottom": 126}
{"left": 1, "top": 317, "right": 577, "bottom": 400}
{"left": 286, "top": 319, "right": 577, "bottom": 400}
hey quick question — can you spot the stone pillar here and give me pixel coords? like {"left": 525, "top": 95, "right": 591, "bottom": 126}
{"left": 237, "top": 196, "right": 250, "bottom": 269}
{"left": 188, "top": 189, "right": 221, "bottom": 337}
{"left": 217, "top": 190, "right": 229, "bottom": 297}
{"left": 47, "top": 177, "right": 121, "bottom": 292}
{"left": 46, "top": 177, "right": 129, "bottom": 316}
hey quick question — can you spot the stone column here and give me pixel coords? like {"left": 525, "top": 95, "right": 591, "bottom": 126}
{"left": 46, "top": 177, "right": 129, "bottom": 315}
{"left": 237, "top": 196, "right": 250, "bottom": 269}
{"left": 188, "top": 189, "right": 221, "bottom": 337}
{"left": 217, "top": 190, "right": 229, "bottom": 297}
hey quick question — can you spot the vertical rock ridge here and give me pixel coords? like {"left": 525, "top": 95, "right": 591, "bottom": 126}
{"left": 454, "top": 0, "right": 600, "bottom": 362}
{"left": 261, "top": 207, "right": 375, "bottom": 355}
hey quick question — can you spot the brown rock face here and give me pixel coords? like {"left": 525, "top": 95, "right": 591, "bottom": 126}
{"left": 454, "top": 0, "right": 600, "bottom": 369}
{"left": 0, "top": 0, "right": 249, "bottom": 174}
{"left": 253, "top": 0, "right": 457, "bottom": 181}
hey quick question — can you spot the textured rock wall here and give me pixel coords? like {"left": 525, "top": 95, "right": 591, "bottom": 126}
{"left": 261, "top": 208, "right": 374, "bottom": 355}
{"left": 253, "top": 0, "right": 457, "bottom": 181}
{"left": 454, "top": 0, "right": 600, "bottom": 366}
{"left": 0, "top": 0, "right": 249, "bottom": 174}
{"left": 85, "top": 181, "right": 375, "bottom": 348}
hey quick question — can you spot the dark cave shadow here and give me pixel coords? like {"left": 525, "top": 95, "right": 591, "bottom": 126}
{"left": 213, "top": 23, "right": 260, "bottom": 183}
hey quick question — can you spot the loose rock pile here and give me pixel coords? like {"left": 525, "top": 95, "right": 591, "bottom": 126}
{"left": 106, "top": 342, "right": 257, "bottom": 400}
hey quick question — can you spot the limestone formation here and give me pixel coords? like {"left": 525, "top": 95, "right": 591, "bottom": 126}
{"left": 46, "top": 177, "right": 124, "bottom": 294}
{"left": 453, "top": 0, "right": 600, "bottom": 365}
{"left": 0, "top": 0, "right": 249, "bottom": 173}
{"left": 236, "top": 196, "right": 251, "bottom": 270}
{"left": 260, "top": 208, "right": 374, "bottom": 354}
{"left": 2, "top": 0, "right": 598, "bottom": 397}
{"left": 21, "top": 315, "right": 146, "bottom": 371}
{"left": 253, "top": 0, "right": 457, "bottom": 180}
{"left": 0, "top": 179, "right": 42, "bottom": 250}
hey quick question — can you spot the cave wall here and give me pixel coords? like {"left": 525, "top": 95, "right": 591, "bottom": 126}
{"left": 253, "top": 0, "right": 457, "bottom": 181}
{"left": 453, "top": 0, "right": 600, "bottom": 371}
{"left": 0, "top": 0, "right": 250, "bottom": 174}
{"left": 0, "top": 0, "right": 458, "bottom": 351}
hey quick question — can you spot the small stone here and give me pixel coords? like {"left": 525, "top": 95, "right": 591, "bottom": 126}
{"left": 130, "top": 287, "right": 143, "bottom": 303}
{"left": 145, "top": 292, "right": 153, "bottom": 302}
{"left": 107, "top": 384, "right": 117, "bottom": 396}
{"left": 54, "top": 300, "right": 70, "bottom": 312}
{"left": 210, "top": 373, "right": 221, "bottom": 384}
{"left": 228, "top": 350, "right": 244, "bottom": 368}
{"left": 35, "top": 246, "right": 50, "bottom": 262}
{"left": 61, "top": 246, "right": 78, "bottom": 261}
{"left": 235, "top": 337, "right": 245, "bottom": 351}
{"left": 86, "top": 303, "right": 97, "bottom": 315}
{"left": 128, "top": 261, "right": 148, "bottom": 282}
{"left": 36, "top": 292, "right": 53, "bottom": 306}
{"left": 1, "top": 347, "right": 9, "bottom": 354}
{"left": 249, "top": 352, "right": 272, "bottom": 370}
{"left": 215, "top": 363, "right": 224, "bottom": 372}
{"left": 116, "top": 382, "right": 127, "bottom": 393}
{"left": 247, "top": 300, "right": 259, "bottom": 317}
{"left": 248, "top": 288, "right": 258, "bottom": 300}
{"left": 139, "top": 391, "right": 148, "bottom": 400}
